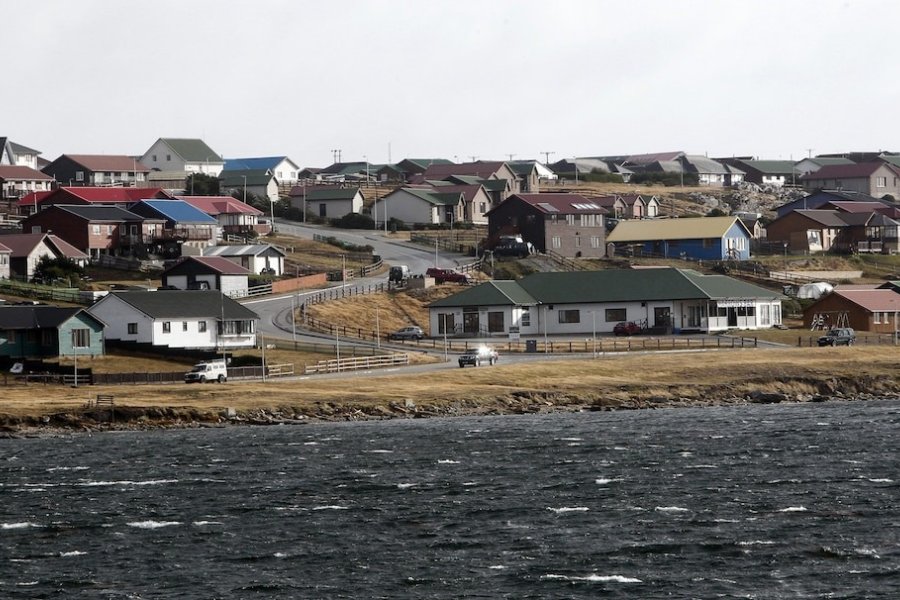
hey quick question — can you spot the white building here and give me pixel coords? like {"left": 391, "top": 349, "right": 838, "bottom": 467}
{"left": 140, "top": 138, "right": 225, "bottom": 176}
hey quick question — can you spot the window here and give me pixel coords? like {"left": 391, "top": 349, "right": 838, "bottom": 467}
{"left": 487, "top": 311, "right": 504, "bottom": 332}
{"left": 438, "top": 313, "right": 455, "bottom": 334}
{"left": 183, "top": 321, "right": 188, "bottom": 332}
{"left": 552, "top": 236, "right": 561, "bottom": 249}
{"left": 71, "top": 328, "right": 90, "bottom": 348}
{"left": 152, "top": 154, "right": 157, "bottom": 162}
{"left": 591, "top": 236, "right": 601, "bottom": 248}
{"left": 199, "top": 321, "right": 207, "bottom": 333}
{"left": 479, "top": 202, "right": 486, "bottom": 213}
{"left": 575, "top": 235, "right": 581, "bottom": 247}
{"left": 92, "top": 225, "right": 100, "bottom": 234}
{"left": 319, "top": 203, "right": 327, "bottom": 217}
{"left": 162, "top": 321, "right": 171, "bottom": 333}
{"left": 605, "top": 308, "right": 627, "bottom": 322}
{"left": 565, "top": 214, "right": 575, "bottom": 226}
{"left": 558, "top": 309, "right": 580, "bottom": 324}
{"left": 521, "top": 307, "right": 530, "bottom": 327}
{"left": 127, "top": 323, "right": 138, "bottom": 334}
{"left": 166, "top": 154, "right": 171, "bottom": 162}
{"left": 876, "top": 176, "right": 887, "bottom": 188}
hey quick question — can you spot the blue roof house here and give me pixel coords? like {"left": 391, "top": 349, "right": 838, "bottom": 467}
{"left": 606, "top": 216, "right": 752, "bottom": 261}
{"left": 128, "top": 199, "right": 219, "bottom": 253}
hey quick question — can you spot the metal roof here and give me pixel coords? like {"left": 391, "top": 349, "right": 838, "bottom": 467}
{"left": 606, "top": 216, "right": 745, "bottom": 242}
{"left": 131, "top": 200, "right": 218, "bottom": 223}
{"left": 92, "top": 290, "right": 258, "bottom": 320}
{"left": 202, "top": 244, "right": 286, "bottom": 258}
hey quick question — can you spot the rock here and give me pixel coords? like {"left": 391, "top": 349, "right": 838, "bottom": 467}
{"left": 749, "top": 391, "right": 789, "bottom": 404}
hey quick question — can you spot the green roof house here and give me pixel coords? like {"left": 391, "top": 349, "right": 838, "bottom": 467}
{"left": 428, "top": 267, "right": 784, "bottom": 337}
{"left": 140, "top": 138, "right": 225, "bottom": 177}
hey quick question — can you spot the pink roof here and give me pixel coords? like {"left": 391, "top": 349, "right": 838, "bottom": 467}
{"left": 171, "top": 256, "right": 251, "bottom": 274}
{"left": 17, "top": 190, "right": 53, "bottom": 207}
{"left": 827, "top": 201, "right": 891, "bottom": 213}
{"left": 39, "top": 187, "right": 169, "bottom": 206}
{"left": 0, "top": 233, "right": 89, "bottom": 259}
{"left": 0, "top": 241, "right": 10, "bottom": 253}
{"left": 834, "top": 289, "right": 900, "bottom": 312}
{"left": 801, "top": 162, "right": 895, "bottom": 180}
{"left": 177, "top": 195, "right": 263, "bottom": 216}
{"left": 61, "top": 154, "right": 150, "bottom": 172}
{"left": 0, "top": 166, "right": 52, "bottom": 180}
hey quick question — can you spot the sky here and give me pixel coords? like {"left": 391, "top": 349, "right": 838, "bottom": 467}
{"left": 4, "top": 0, "right": 899, "bottom": 168}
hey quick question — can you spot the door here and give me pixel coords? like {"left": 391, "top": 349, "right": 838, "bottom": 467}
{"left": 463, "top": 309, "right": 480, "bottom": 334}
{"left": 654, "top": 307, "right": 671, "bottom": 330}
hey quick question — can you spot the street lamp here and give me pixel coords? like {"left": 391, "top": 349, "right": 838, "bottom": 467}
{"left": 241, "top": 175, "right": 247, "bottom": 203}
{"left": 591, "top": 311, "right": 597, "bottom": 358}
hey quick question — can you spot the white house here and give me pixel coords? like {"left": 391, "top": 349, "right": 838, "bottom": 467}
{"left": 202, "top": 244, "right": 287, "bottom": 276}
{"left": 0, "top": 241, "right": 10, "bottom": 279}
{"left": 87, "top": 290, "right": 259, "bottom": 351}
{"left": 224, "top": 156, "right": 301, "bottom": 185}
{"left": 140, "top": 138, "right": 225, "bottom": 176}
{"left": 288, "top": 186, "right": 364, "bottom": 219}
{"left": 373, "top": 187, "right": 464, "bottom": 226}
{"left": 161, "top": 256, "right": 251, "bottom": 297}
{"left": 428, "top": 268, "right": 784, "bottom": 337}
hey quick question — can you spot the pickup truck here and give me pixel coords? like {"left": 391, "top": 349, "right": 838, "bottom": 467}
{"left": 458, "top": 347, "right": 499, "bottom": 368}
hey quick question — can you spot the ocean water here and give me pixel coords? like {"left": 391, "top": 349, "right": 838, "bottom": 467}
{"left": 2, "top": 399, "right": 900, "bottom": 599}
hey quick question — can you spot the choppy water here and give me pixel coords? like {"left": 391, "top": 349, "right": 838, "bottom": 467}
{"left": 2, "top": 399, "right": 900, "bottom": 599}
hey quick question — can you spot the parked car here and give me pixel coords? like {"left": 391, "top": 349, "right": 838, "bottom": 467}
{"left": 458, "top": 346, "right": 499, "bottom": 368}
{"left": 613, "top": 321, "right": 642, "bottom": 336}
{"left": 388, "top": 326, "right": 424, "bottom": 341}
{"left": 388, "top": 265, "right": 409, "bottom": 284}
{"left": 426, "top": 267, "right": 472, "bottom": 285}
{"left": 184, "top": 360, "right": 228, "bottom": 383}
{"left": 817, "top": 327, "right": 856, "bottom": 346}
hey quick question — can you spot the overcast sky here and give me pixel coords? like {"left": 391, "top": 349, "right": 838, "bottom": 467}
{"left": 4, "top": 0, "right": 898, "bottom": 168}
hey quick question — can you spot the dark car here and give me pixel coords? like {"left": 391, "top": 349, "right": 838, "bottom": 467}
{"left": 388, "top": 326, "right": 424, "bottom": 341}
{"left": 426, "top": 267, "right": 472, "bottom": 285}
{"left": 817, "top": 328, "right": 856, "bottom": 346}
{"left": 613, "top": 321, "right": 642, "bottom": 336}
{"left": 458, "top": 346, "right": 499, "bottom": 368}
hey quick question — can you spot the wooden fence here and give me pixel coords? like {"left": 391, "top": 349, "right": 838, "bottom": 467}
{"left": 382, "top": 336, "right": 761, "bottom": 354}
{"left": 796, "top": 334, "right": 898, "bottom": 347}
{"left": 304, "top": 353, "right": 410, "bottom": 374}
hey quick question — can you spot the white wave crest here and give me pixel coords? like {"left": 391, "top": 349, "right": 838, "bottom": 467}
{"left": 547, "top": 507, "right": 589, "bottom": 514}
{"left": 437, "top": 459, "right": 460, "bottom": 464}
{"left": 192, "top": 521, "right": 223, "bottom": 526}
{"left": 737, "top": 540, "right": 776, "bottom": 546}
{"left": 779, "top": 506, "right": 808, "bottom": 512}
{"left": 869, "top": 478, "right": 893, "bottom": 483}
{"left": 2, "top": 522, "right": 39, "bottom": 530}
{"left": 396, "top": 483, "right": 417, "bottom": 489}
{"left": 59, "top": 550, "right": 87, "bottom": 557}
{"left": 311, "top": 505, "right": 349, "bottom": 511}
{"left": 79, "top": 479, "right": 178, "bottom": 487}
{"left": 126, "top": 520, "right": 182, "bottom": 529}
{"left": 595, "top": 478, "right": 621, "bottom": 485}
{"left": 655, "top": 506, "right": 689, "bottom": 512}
{"left": 541, "top": 573, "right": 641, "bottom": 583}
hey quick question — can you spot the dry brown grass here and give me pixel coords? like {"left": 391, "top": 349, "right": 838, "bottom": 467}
{"left": 1, "top": 346, "right": 896, "bottom": 419}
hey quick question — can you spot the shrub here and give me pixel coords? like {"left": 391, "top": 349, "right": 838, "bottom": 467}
{"left": 331, "top": 213, "right": 375, "bottom": 229}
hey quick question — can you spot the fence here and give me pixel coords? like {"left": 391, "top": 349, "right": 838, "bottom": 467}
{"left": 304, "top": 353, "right": 409, "bottom": 374}
{"left": 388, "top": 335, "right": 759, "bottom": 354}
{"left": 796, "top": 334, "right": 898, "bottom": 347}
{"left": 0, "top": 279, "right": 87, "bottom": 304}
{"left": 409, "top": 233, "right": 479, "bottom": 255}
{"left": 84, "top": 364, "right": 295, "bottom": 386}
{"left": 302, "top": 282, "right": 387, "bottom": 309}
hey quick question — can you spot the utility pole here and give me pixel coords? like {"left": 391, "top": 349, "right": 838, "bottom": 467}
{"left": 541, "top": 151, "right": 555, "bottom": 164}
{"left": 468, "top": 155, "right": 478, "bottom": 162}
{"left": 506, "top": 153, "right": 516, "bottom": 161}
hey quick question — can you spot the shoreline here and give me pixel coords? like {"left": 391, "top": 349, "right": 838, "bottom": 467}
{"left": 2, "top": 365, "right": 898, "bottom": 437}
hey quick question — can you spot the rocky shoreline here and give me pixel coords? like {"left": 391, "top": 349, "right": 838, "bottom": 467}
{"left": 2, "top": 373, "right": 898, "bottom": 437}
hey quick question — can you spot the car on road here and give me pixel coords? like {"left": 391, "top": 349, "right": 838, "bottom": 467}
{"left": 184, "top": 360, "right": 228, "bottom": 383}
{"left": 388, "top": 326, "right": 425, "bottom": 341}
{"left": 426, "top": 267, "right": 473, "bottom": 285}
{"left": 613, "top": 321, "right": 642, "bottom": 336}
{"left": 458, "top": 346, "right": 499, "bottom": 368}
{"left": 817, "top": 327, "right": 856, "bottom": 346}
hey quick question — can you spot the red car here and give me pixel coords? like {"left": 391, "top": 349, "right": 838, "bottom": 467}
{"left": 613, "top": 321, "right": 642, "bottom": 336}
{"left": 426, "top": 267, "right": 472, "bottom": 285}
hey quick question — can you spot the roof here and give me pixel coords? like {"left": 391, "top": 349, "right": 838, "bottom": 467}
{"left": 131, "top": 199, "right": 218, "bottom": 223}
{"left": 42, "top": 186, "right": 168, "bottom": 204}
{"left": 0, "top": 233, "right": 89, "bottom": 259}
{"left": 431, "top": 268, "right": 780, "bottom": 308}
{"left": 390, "top": 187, "right": 463, "bottom": 206}
{"left": 32, "top": 204, "right": 147, "bottom": 222}
{"left": 799, "top": 157, "right": 855, "bottom": 167}
{"left": 624, "top": 151, "right": 685, "bottom": 165}
{"left": 202, "top": 244, "right": 287, "bottom": 258}
{"left": 682, "top": 155, "right": 735, "bottom": 175}
{"left": 0, "top": 165, "right": 53, "bottom": 180}
{"left": 223, "top": 156, "right": 294, "bottom": 171}
{"left": 176, "top": 195, "right": 263, "bottom": 216}
{"left": 606, "top": 216, "right": 747, "bottom": 242}
{"left": 733, "top": 159, "right": 797, "bottom": 175}
{"left": 421, "top": 161, "right": 509, "bottom": 180}
{"left": 96, "top": 290, "right": 258, "bottom": 320}
{"left": 826, "top": 201, "right": 891, "bottom": 213}
{"left": 494, "top": 193, "right": 608, "bottom": 215}
{"left": 789, "top": 210, "right": 856, "bottom": 227}
{"left": 55, "top": 154, "right": 150, "bottom": 172}
{"left": 0, "top": 306, "right": 93, "bottom": 330}
{"left": 430, "top": 280, "right": 539, "bottom": 308}
{"left": 16, "top": 190, "right": 53, "bottom": 207}
{"left": 157, "top": 139, "right": 223, "bottom": 163}
{"left": 319, "top": 162, "right": 371, "bottom": 176}
{"left": 301, "top": 187, "right": 362, "bottom": 201}
{"left": 218, "top": 169, "right": 274, "bottom": 187}
{"left": 828, "top": 289, "right": 900, "bottom": 312}
{"left": 800, "top": 162, "right": 892, "bottom": 180}
{"left": 163, "top": 256, "right": 252, "bottom": 275}
{"left": 8, "top": 141, "right": 40, "bottom": 155}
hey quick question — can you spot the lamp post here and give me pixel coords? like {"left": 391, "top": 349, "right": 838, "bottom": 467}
{"left": 442, "top": 314, "right": 449, "bottom": 361}
{"left": 591, "top": 311, "right": 597, "bottom": 358}
{"left": 241, "top": 175, "right": 247, "bottom": 203}
{"left": 291, "top": 294, "right": 297, "bottom": 343}
{"left": 375, "top": 306, "right": 381, "bottom": 349}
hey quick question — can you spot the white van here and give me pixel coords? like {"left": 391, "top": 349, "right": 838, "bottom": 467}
{"left": 184, "top": 360, "right": 228, "bottom": 383}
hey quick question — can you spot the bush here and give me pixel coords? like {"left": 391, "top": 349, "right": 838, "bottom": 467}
{"left": 331, "top": 213, "right": 375, "bottom": 229}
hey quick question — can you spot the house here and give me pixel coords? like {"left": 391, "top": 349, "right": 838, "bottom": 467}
{"left": 617, "top": 194, "right": 661, "bottom": 219}
{"left": 0, "top": 305, "right": 105, "bottom": 359}
{"left": 34, "top": 186, "right": 169, "bottom": 211}
{"left": 0, "top": 166, "right": 53, "bottom": 201}
{"left": 223, "top": 156, "right": 301, "bottom": 184}
{"left": 41, "top": 154, "right": 150, "bottom": 188}
{"left": 87, "top": 290, "right": 259, "bottom": 352}
{"left": 549, "top": 158, "right": 633, "bottom": 182}
{"left": 719, "top": 159, "right": 799, "bottom": 187}
{"left": 161, "top": 256, "right": 251, "bottom": 297}
{"left": 0, "top": 241, "right": 10, "bottom": 279}
{"left": 794, "top": 156, "right": 855, "bottom": 176}
{"left": 799, "top": 162, "right": 900, "bottom": 199}
{"left": 593, "top": 195, "right": 628, "bottom": 219}
{"left": 0, "top": 138, "right": 42, "bottom": 170}
{"left": 139, "top": 138, "right": 224, "bottom": 176}
{"left": 288, "top": 186, "right": 364, "bottom": 219}
{"left": 428, "top": 267, "right": 784, "bottom": 337}
{"left": 317, "top": 162, "right": 374, "bottom": 182}
{"left": 14, "top": 190, "right": 53, "bottom": 216}
{"left": 376, "top": 158, "right": 454, "bottom": 183}
{"left": 485, "top": 193, "right": 607, "bottom": 258}
{"left": 423, "top": 182, "right": 493, "bottom": 223}
{"left": 128, "top": 199, "right": 219, "bottom": 254}
{"left": 507, "top": 161, "right": 540, "bottom": 193}
{"left": 606, "top": 216, "right": 752, "bottom": 260}
{"left": 680, "top": 155, "right": 744, "bottom": 187}
{"left": 510, "top": 159, "right": 557, "bottom": 181}
{"left": 766, "top": 209, "right": 899, "bottom": 254}
{"left": 19, "top": 204, "right": 159, "bottom": 259}
{"left": 803, "top": 288, "right": 900, "bottom": 333}
{"left": 418, "top": 161, "right": 519, "bottom": 197}
{"left": 373, "top": 187, "right": 464, "bottom": 227}
{"left": 201, "top": 244, "right": 286, "bottom": 276}
{"left": 219, "top": 168, "right": 279, "bottom": 204}
{"left": 0, "top": 233, "right": 89, "bottom": 280}
{"left": 175, "top": 195, "right": 267, "bottom": 238}
{"left": 775, "top": 189, "right": 884, "bottom": 218}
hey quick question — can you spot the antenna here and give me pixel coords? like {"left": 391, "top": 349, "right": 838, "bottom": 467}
{"left": 541, "top": 151, "right": 555, "bottom": 164}
{"left": 806, "top": 148, "right": 814, "bottom": 158}
{"left": 506, "top": 153, "right": 516, "bottom": 161}
{"left": 468, "top": 155, "right": 479, "bottom": 162}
